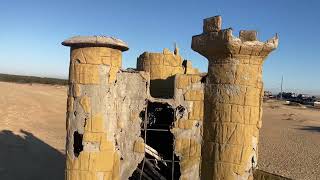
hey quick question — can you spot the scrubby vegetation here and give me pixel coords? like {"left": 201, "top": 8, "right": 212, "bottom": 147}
{"left": 0, "top": 73, "right": 68, "bottom": 85}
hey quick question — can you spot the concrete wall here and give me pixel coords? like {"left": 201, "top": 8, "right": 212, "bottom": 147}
{"left": 172, "top": 74, "right": 205, "bottom": 180}
{"left": 65, "top": 45, "right": 149, "bottom": 180}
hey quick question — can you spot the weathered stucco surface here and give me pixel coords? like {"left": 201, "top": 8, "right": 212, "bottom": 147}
{"left": 191, "top": 16, "right": 278, "bottom": 180}
{"left": 62, "top": 15, "right": 282, "bottom": 180}
{"left": 172, "top": 74, "right": 205, "bottom": 180}
{"left": 63, "top": 39, "right": 148, "bottom": 180}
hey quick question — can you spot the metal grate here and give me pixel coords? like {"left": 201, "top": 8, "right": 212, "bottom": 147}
{"left": 139, "top": 103, "right": 179, "bottom": 180}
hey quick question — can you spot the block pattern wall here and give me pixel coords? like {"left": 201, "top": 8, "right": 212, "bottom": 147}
{"left": 137, "top": 48, "right": 184, "bottom": 80}
{"left": 63, "top": 37, "right": 148, "bottom": 180}
{"left": 65, "top": 46, "right": 123, "bottom": 180}
{"left": 191, "top": 16, "right": 278, "bottom": 179}
{"left": 173, "top": 74, "right": 205, "bottom": 180}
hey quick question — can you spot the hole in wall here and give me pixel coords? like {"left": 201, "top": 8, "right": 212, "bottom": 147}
{"left": 201, "top": 75, "right": 207, "bottom": 84}
{"left": 176, "top": 105, "right": 185, "bottom": 119}
{"left": 150, "top": 76, "right": 175, "bottom": 99}
{"left": 73, "top": 131, "right": 83, "bottom": 157}
{"left": 131, "top": 102, "right": 181, "bottom": 180}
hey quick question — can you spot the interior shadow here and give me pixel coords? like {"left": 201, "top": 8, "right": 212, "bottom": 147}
{"left": 150, "top": 76, "right": 175, "bottom": 99}
{"left": 297, "top": 125, "right": 320, "bottom": 133}
{"left": 0, "top": 129, "right": 65, "bottom": 180}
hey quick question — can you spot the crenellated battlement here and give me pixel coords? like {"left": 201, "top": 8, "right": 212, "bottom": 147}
{"left": 192, "top": 16, "right": 278, "bottom": 59}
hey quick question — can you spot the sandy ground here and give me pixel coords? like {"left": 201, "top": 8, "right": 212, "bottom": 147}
{"left": 259, "top": 100, "right": 320, "bottom": 179}
{"left": 0, "top": 82, "right": 66, "bottom": 180}
{"left": 0, "top": 82, "right": 319, "bottom": 180}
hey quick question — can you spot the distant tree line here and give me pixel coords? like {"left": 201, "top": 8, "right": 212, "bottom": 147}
{"left": 0, "top": 73, "right": 68, "bottom": 86}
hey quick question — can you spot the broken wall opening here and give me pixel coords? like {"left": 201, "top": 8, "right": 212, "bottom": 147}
{"left": 73, "top": 131, "right": 83, "bottom": 157}
{"left": 130, "top": 101, "right": 181, "bottom": 180}
{"left": 150, "top": 76, "right": 175, "bottom": 99}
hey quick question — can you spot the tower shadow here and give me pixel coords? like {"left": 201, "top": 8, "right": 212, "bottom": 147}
{"left": 0, "top": 130, "right": 65, "bottom": 180}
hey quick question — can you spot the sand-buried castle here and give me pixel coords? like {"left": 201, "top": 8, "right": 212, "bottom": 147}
{"left": 62, "top": 16, "right": 285, "bottom": 180}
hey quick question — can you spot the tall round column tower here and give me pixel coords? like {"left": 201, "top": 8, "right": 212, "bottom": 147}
{"left": 191, "top": 16, "right": 278, "bottom": 179}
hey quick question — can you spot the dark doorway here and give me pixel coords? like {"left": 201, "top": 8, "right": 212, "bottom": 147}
{"left": 130, "top": 102, "right": 181, "bottom": 180}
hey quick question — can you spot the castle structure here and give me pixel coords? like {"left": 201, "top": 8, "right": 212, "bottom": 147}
{"left": 62, "top": 16, "right": 285, "bottom": 180}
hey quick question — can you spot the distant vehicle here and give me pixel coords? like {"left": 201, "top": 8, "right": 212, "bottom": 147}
{"left": 277, "top": 92, "right": 317, "bottom": 105}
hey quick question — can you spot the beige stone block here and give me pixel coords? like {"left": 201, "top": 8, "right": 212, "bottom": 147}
{"left": 191, "top": 75, "right": 202, "bottom": 83}
{"left": 184, "top": 90, "right": 204, "bottom": 101}
{"left": 245, "top": 87, "right": 260, "bottom": 106}
{"left": 66, "top": 154, "right": 75, "bottom": 170}
{"left": 99, "top": 47, "right": 111, "bottom": 57}
{"left": 214, "top": 162, "right": 241, "bottom": 179}
{"left": 210, "top": 103, "right": 232, "bottom": 123}
{"left": 250, "top": 106, "right": 260, "bottom": 125}
{"left": 239, "top": 45, "right": 253, "bottom": 55}
{"left": 176, "top": 75, "right": 190, "bottom": 89}
{"left": 67, "top": 151, "right": 90, "bottom": 171}
{"left": 111, "top": 52, "right": 122, "bottom": 67}
{"left": 112, "top": 152, "right": 120, "bottom": 180}
{"left": 150, "top": 66, "right": 162, "bottom": 79}
{"left": 189, "top": 101, "right": 203, "bottom": 120}
{"left": 84, "top": 118, "right": 92, "bottom": 132}
{"left": 230, "top": 104, "right": 244, "bottom": 124}
{"left": 178, "top": 120, "right": 195, "bottom": 129}
{"left": 249, "top": 56, "right": 263, "bottom": 65}
{"left": 244, "top": 106, "right": 251, "bottom": 124}
{"left": 150, "top": 55, "right": 163, "bottom": 65}
{"left": 218, "top": 144, "right": 242, "bottom": 164}
{"left": 130, "top": 111, "right": 139, "bottom": 122}
{"left": 83, "top": 132, "right": 102, "bottom": 142}
{"left": 73, "top": 84, "right": 81, "bottom": 97}
{"left": 74, "top": 64, "right": 100, "bottom": 84}
{"left": 71, "top": 48, "right": 86, "bottom": 64}
{"left": 89, "top": 150, "right": 114, "bottom": 172}
{"left": 189, "top": 140, "right": 201, "bottom": 157}
{"left": 101, "top": 56, "right": 111, "bottom": 65}
{"left": 180, "top": 157, "right": 200, "bottom": 172}
{"left": 100, "top": 137, "right": 114, "bottom": 151}
{"left": 66, "top": 170, "right": 78, "bottom": 180}
{"left": 91, "top": 113, "right": 104, "bottom": 132}
{"left": 80, "top": 96, "right": 91, "bottom": 113}
{"left": 78, "top": 152, "right": 90, "bottom": 171}
{"left": 67, "top": 97, "right": 74, "bottom": 112}
{"left": 78, "top": 170, "right": 95, "bottom": 180}
{"left": 104, "top": 172, "right": 112, "bottom": 180}
{"left": 133, "top": 140, "right": 145, "bottom": 153}
{"left": 175, "top": 138, "right": 190, "bottom": 156}
{"left": 81, "top": 47, "right": 102, "bottom": 65}
{"left": 109, "top": 66, "right": 119, "bottom": 83}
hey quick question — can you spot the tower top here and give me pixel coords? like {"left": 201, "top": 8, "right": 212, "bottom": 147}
{"left": 191, "top": 15, "right": 278, "bottom": 58}
{"left": 62, "top": 35, "right": 129, "bottom": 51}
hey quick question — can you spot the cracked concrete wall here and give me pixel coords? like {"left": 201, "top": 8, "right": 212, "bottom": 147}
{"left": 191, "top": 16, "right": 278, "bottom": 179}
{"left": 63, "top": 36, "right": 148, "bottom": 180}
{"left": 172, "top": 74, "right": 205, "bottom": 180}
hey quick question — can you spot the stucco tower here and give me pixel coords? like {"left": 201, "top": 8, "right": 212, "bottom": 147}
{"left": 191, "top": 16, "right": 278, "bottom": 179}
{"left": 62, "top": 36, "right": 128, "bottom": 180}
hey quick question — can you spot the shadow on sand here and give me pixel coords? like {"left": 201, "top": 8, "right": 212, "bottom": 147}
{"left": 0, "top": 130, "right": 65, "bottom": 180}
{"left": 297, "top": 125, "right": 320, "bottom": 133}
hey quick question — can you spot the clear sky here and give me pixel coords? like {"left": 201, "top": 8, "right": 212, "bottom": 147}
{"left": 0, "top": 0, "right": 319, "bottom": 94}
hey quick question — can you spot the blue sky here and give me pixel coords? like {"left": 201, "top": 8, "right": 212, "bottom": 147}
{"left": 0, "top": 0, "right": 319, "bottom": 94}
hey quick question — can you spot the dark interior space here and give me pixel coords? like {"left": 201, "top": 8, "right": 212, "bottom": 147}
{"left": 73, "top": 131, "right": 83, "bottom": 157}
{"left": 150, "top": 76, "right": 175, "bottom": 99}
{"left": 130, "top": 102, "right": 181, "bottom": 180}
